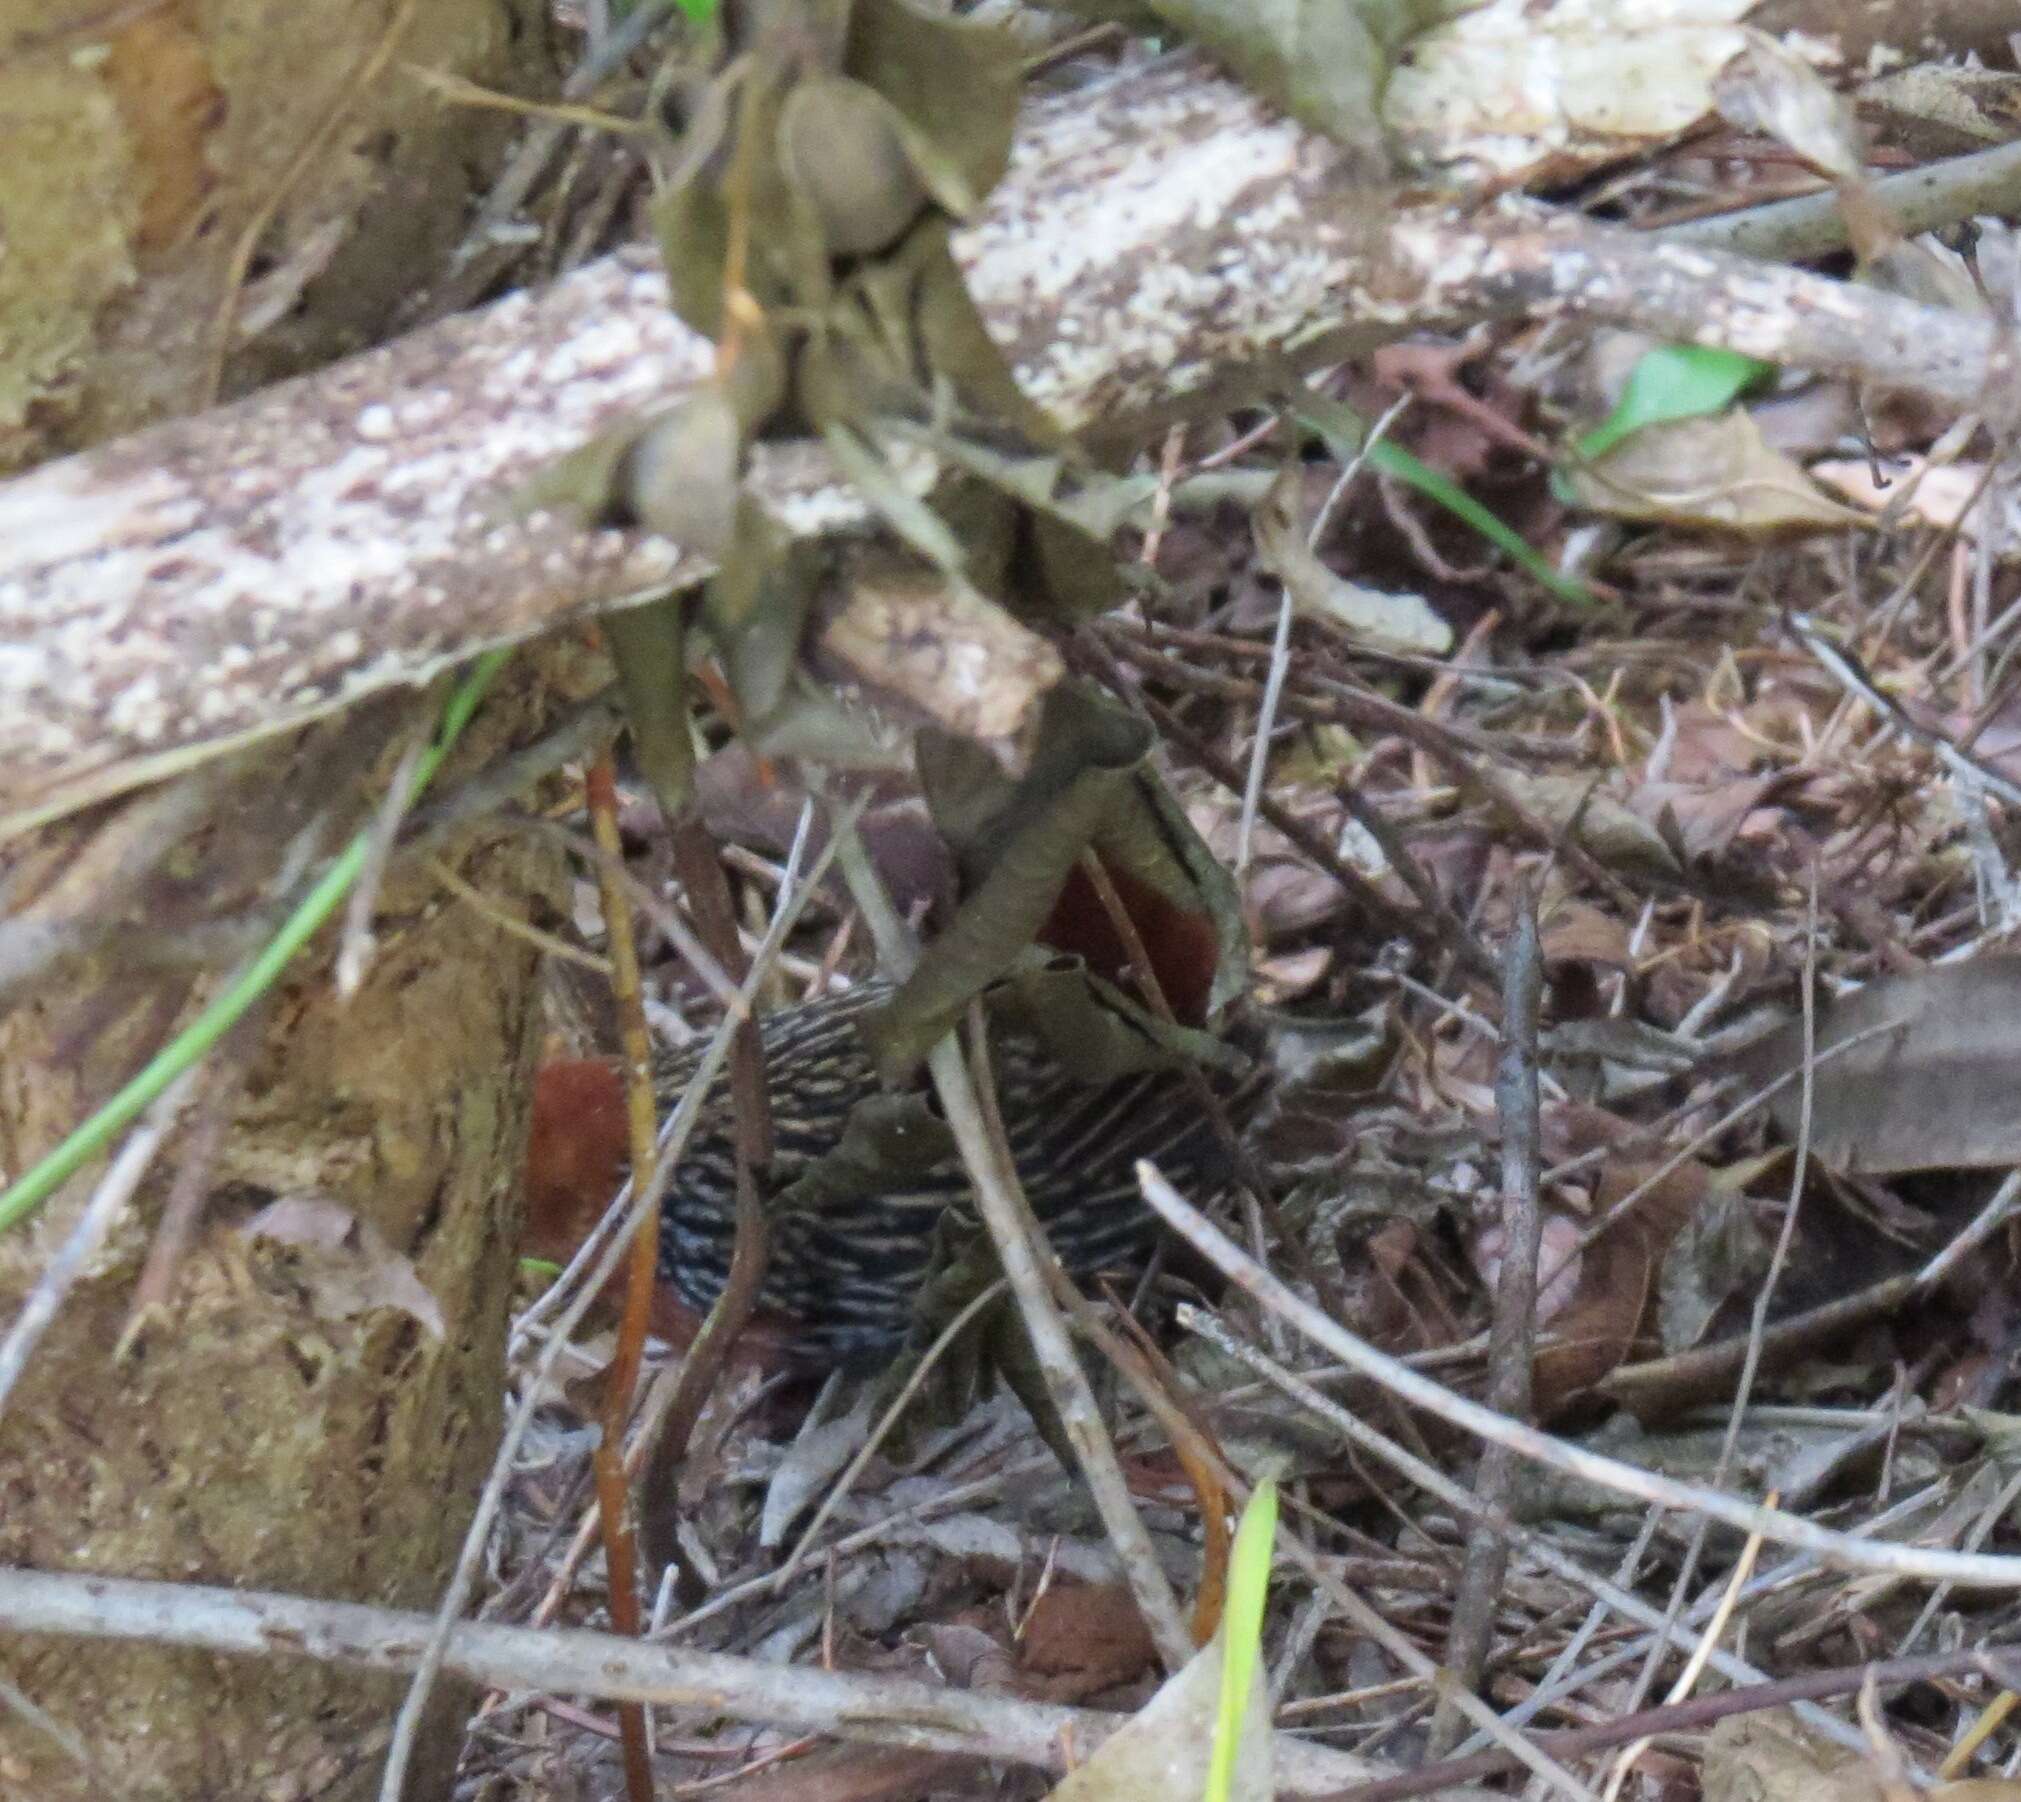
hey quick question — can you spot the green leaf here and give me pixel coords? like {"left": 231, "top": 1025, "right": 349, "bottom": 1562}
{"left": 1573, "top": 344, "right": 1772, "bottom": 464}
{"left": 1206, "top": 1479, "right": 1279, "bottom": 1802}
{"left": 1371, "top": 437, "right": 1597, "bottom": 609}
{"left": 604, "top": 592, "right": 695, "bottom": 818}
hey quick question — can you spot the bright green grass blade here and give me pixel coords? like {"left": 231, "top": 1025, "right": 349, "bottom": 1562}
{"left": 1205, "top": 1478, "right": 1278, "bottom": 1802}
{"left": 0, "top": 650, "right": 512, "bottom": 1236}
{"left": 1366, "top": 439, "right": 1596, "bottom": 609}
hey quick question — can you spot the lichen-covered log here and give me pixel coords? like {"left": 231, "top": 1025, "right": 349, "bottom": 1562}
{"left": 2, "top": 50, "right": 2013, "bottom": 844}
{"left": 0, "top": 664, "right": 573, "bottom": 1801}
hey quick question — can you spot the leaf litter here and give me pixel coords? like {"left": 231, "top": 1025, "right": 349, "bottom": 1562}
{"left": 449, "top": 12, "right": 2021, "bottom": 1802}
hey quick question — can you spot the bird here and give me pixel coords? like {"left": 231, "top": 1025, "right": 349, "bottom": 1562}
{"left": 524, "top": 978, "right": 1254, "bottom": 1365}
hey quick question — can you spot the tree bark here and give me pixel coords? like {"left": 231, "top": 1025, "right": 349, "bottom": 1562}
{"left": 0, "top": 4, "right": 567, "bottom": 1791}
{"left": 0, "top": 664, "right": 574, "bottom": 1800}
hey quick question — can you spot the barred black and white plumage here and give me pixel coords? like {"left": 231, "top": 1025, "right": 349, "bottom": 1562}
{"left": 653, "top": 980, "right": 1250, "bottom": 1363}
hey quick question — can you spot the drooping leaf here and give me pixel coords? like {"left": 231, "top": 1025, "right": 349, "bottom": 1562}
{"left": 603, "top": 592, "right": 695, "bottom": 817}
{"left": 1253, "top": 466, "right": 1451, "bottom": 655}
{"left": 703, "top": 502, "right": 820, "bottom": 724}
{"left": 847, "top": 0, "right": 1022, "bottom": 216}
{"left": 869, "top": 766, "right": 1137, "bottom": 1079}
{"left": 985, "top": 961, "right": 1251, "bottom": 1087}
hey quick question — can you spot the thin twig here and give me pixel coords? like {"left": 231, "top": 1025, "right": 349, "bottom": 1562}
{"left": 0, "top": 1566, "right": 1400, "bottom": 1797}
{"left": 636, "top": 800, "right": 797, "bottom": 1580}
{"left": 831, "top": 817, "right": 1194, "bottom": 1669}
{"left": 775, "top": 1279, "right": 1010, "bottom": 1589}
{"left": 426, "top": 854, "right": 611, "bottom": 972}
{"left": 336, "top": 697, "right": 438, "bottom": 997}
{"left": 0, "top": 1066, "right": 201, "bottom": 1424}
{"left": 1182, "top": 1308, "right": 1882, "bottom": 1769}
{"left": 116, "top": 1007, "right": 271, "bottom": 1355}
{"left": 374, "top": 804, "right": 848, "bottom": 1802}
{"left": 584, "top": 750, "right": 662, "bottom": 1802}
{"left": 1432, "top": 889, "right": 1541, "bottom": 1752}
{"left": 1139, "top": 1165, "right": 2021, "bottom": 1588}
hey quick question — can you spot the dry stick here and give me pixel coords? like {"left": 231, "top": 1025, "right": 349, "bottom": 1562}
{"left": 1613, "top": 872, "right": 1820, "bottom": 1760}
{"left": 1533, "top": 1020, "right": 1905, "bottom": 1334}
{"left": 374, "top": 804, "right": 850, "bottom": 1802}
{"left": 1183, "top": 1309, "right": 1883, "bottom": 1772}
{"left": 0, "top": 1668, "right": 107, "bottom": 1785}
{"left": 1601, "top": 1518, "right": 1769, "bottom": 1802}
{"left": 0, "top": 1065, "right": 202, "bottom": 1423}
{"left": 0, "top": 1567, "right": 1413, "bottom": 1797}
{"left": 773, "top": 1279, "right": 1010, "bottom": 1591}
{"left": 1432, "top": 890, "right": 1542, "bottom": 1755}
{"left": 1312, "top": 1643, "right": 1997, "bottom": 1802}
{"left": 1128, "top": 1339, "right": 1605, "bottom": 1802}
{"left": 426, "top": 854, "right": 612, "bottom": 973}
{"left": 637, "top": 805, "right": 784, "bottom": 1582}
{"left": 116, "top": 1005, "right": 271, "bottom": 1354}
{"left": 1661, "top": 134, "right": 2021, "bottom": 263}
{"left": 584, "top": 752, "right": 662, "bottom": 1802}
{"left": 336, "top": 697, "right": 438, "bottom": 997}
{"left": 1102, "top": 1301, "right": 1234, "bottom": 1648}
{"left": 1233, "top": 385, "right": 1412, "bottom": 880}
{"left": 1139, "top": 1164, "right": 2021, "bottom": 1588}
{"left": 1088, "top": 639, "right": 1498, "bottom": 986}
{"left": 830, "top": 819, "right": 1194, "bottom": 1670}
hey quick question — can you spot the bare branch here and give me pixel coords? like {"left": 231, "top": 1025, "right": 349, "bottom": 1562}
{"left": 0, "top": 1567, "right": 1393, "bottom": 1797}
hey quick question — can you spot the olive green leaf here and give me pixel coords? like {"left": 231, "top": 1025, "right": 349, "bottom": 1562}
{"left": 870, "top": 682, "right": 1249, "bottom": 1078}
{"left": 985, "top": 960, "right": 1251, "bottom": 1086}
{"left": 871, "top": 761, "right": 1136, "bottom": 1080}
{"left": 603, "top": 592, "right": 695, "bottom": 816}
{"left": 1134, "top": 0, "right": 1430, "bottom": 174}
{"left": 768, "top": 1088, "right": 957, "bottom": 1215}
{"left": 847, "top": 0, "right": 1020, "bottom": 215}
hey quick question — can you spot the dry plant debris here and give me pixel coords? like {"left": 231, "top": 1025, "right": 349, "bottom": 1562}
{"left": 8, "top": 2, "right": 2021, "bottom": 1800}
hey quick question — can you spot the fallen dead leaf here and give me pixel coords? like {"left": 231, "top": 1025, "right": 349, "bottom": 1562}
{"left": 240, "top": 1195, "right": 443, "bottom": 1339}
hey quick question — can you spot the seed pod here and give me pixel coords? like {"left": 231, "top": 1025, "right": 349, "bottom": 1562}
{"left": 615, "top": 385, "right": 743, "bottom": 557}
{"left": 778, "top": 73, "right": 928, "bottom": 260}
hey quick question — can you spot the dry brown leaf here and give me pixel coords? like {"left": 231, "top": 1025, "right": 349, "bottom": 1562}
{"left": 1565, "top": 411, "right": 1860, "bottom": 531}
{"left": 1739, "top": 956, "right": 2021, "bottom": 1175}
{"left": 1386, "top": 0, "right": 1752, "bottom": 184}
{"left": 1018, "top": 1583, "right": 1157, "bottom": 1691}
{"left": 1044, "top": 1615, "right": 1270, "bottom": 1802}
{"left": 239, "top": 1195, "right": 444, "bottom": 1339}
{"left": 1703, "top": 1709, "right": 1883, "bottom": 1802}
{"left": 1254, "top": 468, "right": 1452, "bottom": 655}
{"left": 1531, "top": 1159, "right": 1704, "bottom": 1416}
